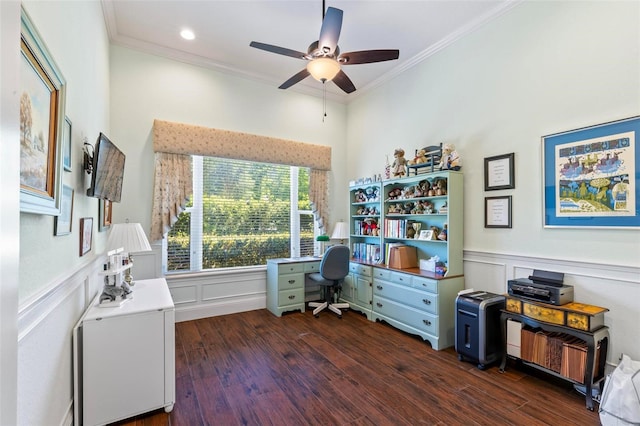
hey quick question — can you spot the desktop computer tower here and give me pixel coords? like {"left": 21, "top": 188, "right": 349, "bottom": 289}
{"left": 455, "top": 291, "right": 505, "bottom": 369}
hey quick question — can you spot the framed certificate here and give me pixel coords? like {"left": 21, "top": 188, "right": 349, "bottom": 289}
{"left": 484, "top": 153, "right": 515, "bottom": 191}
{"left": 485, "top": 196, "right": 512, "bottom": 228}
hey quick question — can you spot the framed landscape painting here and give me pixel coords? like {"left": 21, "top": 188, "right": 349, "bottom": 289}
{"left": 19, "top": 6, "right": 66, "bottom": 215}
{"left": 542, "top": 116, "right": 639, "bottom": 228}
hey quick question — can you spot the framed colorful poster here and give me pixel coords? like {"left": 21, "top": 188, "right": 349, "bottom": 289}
{"left": 542, "top": 116, "right": 639, "bottom": 228}
{"left": 19, "top": 6, "right": 66, "bottom": 215}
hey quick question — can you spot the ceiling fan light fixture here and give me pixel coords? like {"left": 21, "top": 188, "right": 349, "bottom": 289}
{"left": 307, "top": 57, "right": 340, "bottom": 82}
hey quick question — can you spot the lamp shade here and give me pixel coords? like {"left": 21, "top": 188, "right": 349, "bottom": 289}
{"left": 330, "top": 221, "right": 350, "bottom": 241}
{"left": 307, "top": 57, "right": 341, "bottom": 82}
{"left": 106, "top": 222, "right": 152, "bottom": 254}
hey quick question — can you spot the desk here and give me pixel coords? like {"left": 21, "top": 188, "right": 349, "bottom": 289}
{"left": 266, "top": 257, "right": 320, "bottom": 316}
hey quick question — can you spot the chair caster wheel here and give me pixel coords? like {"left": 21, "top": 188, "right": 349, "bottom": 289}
{"left": 477, "top": 364, "right": 486, "bottom": 370}
{"left": 338, "top": 315, "right": 342, "bottom": 319}
{"left": 458, "top": 354, "right": 464, "bottom": 362}
{"left": 314, "top": 314, "right": 319, "bottom": 318}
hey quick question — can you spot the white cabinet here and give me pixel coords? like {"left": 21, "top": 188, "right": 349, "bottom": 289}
{"left": 342, "top": 262, "right": 373, "bottom": 319}
{"left": 74, "top": 278, "right": 175, "bottom": 426}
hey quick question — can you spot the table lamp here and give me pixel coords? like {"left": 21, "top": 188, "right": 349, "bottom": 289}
{"left": 106, "top": 221, "right": 152, "bottom": 286}
{"left": 331, "top": 221, "right": 350, "bottom": 245}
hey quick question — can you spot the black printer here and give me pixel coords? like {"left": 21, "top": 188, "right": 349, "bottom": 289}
{"left": 507, "top": 269, "right": 573, "bottom": 306}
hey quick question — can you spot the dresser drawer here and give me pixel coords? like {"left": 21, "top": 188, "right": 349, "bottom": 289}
{"left": 277, "top": 273, "right": 304, "bottom": 289}
{"left": 278, "top": 263, "right": 305, "bottom": 274}
{"left": 350, "top": 262, "right": 372, "bottom": 277}
{"left": 411, "top": 276, "right": 438, "bottom": 294}
{"left": 278, "top": 288, "right": 304, "bottom": 306}
{"left": 373, "top": 280, "right": 437, "bottom": 315}
{"left": 304, "top": 262, "right": 321, "bottom": 273}
{"left": 372, "top": 267, "right": 391, "bottom": 281}
{"left": 389, "top": 271, "right": 411, "bottom": 286}
{"left": 373, "top": 295, "right": 438, "bottom": 335}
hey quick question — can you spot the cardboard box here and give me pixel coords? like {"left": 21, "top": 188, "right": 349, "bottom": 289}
{"left": 388, "top": 245, "right": 417, "bottom": 269}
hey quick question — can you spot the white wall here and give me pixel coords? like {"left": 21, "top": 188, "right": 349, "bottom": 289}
{"left": 15, "top": 2, "right": 111, "bottom": 425}
{"left": 109, "top": 45, "right": 349, "bottom": 233}
{"left": 19, "top": 1, "right": 111, "bottom": 304}
{"left": 346, "top": 1, "right": 640, "bottom": 361}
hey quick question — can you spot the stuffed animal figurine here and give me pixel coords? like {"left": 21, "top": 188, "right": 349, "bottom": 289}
{"left": 391, "top": 149, "right": 407, "bottom": 178}
{"left": 407, "top": 149, "right": 428, "bottom": 165}
{"left": 440, "top": 143, "right": 461, "bottom": 171}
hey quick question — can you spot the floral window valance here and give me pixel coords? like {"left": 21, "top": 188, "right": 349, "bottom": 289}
{"left": 150, "top": 119, "right": 331, "bottom": 242}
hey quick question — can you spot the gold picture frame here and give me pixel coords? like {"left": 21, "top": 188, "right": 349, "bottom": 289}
{"left": 98, "top": 199, "right": 112, "bottom": 231}
{"left": 19, "top": 6, "right": 66, "bottom": 215}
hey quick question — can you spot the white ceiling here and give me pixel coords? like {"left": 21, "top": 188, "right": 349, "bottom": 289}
{"left": 102, "top": 0, "right": 519, "bottom": 103}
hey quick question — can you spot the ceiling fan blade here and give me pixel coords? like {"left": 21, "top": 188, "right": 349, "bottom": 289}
{"left": 250, "top": 41, "right": 307, "bottom": 60}
{"left": 278, "top": 68, "right": 311, "bottom": 89}
{"left": 332, "top": 70, "right": 356, "bottom": 94}
{"left": 339, "top": 50, "right": 400, "bottom": 65}
{"left": 318, "top": 7, "right": 343, "bottom": 55}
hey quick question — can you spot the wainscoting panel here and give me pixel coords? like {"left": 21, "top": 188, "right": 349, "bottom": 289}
{"left": 464, "top": 250, "right": 640, "bottom": 365}
{"left": 17, "top": 256, "right": 104, "bottom": 426}
{"left": 167, "top": 267, "right": 267, "bottom": 322}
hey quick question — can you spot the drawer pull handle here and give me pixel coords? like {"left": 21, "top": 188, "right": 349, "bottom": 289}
{"left": 423, "top": 319, "right": 431, "bottom": 326}
{"left": 422, "top": 299, "right": 431, "bottom": 305}
{"left": 288, "top": 295, "right": 296, "bottom": 300}
{"left": 376, "top": 302, "right": 383, "bottom": 307}
{"left": 376, "top": 285, "right": 383, "bottom": 290}
{"left": 288, "top": 280, "right": 295, "bottom": 284}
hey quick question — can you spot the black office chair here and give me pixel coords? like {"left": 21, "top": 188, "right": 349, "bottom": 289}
{"left": 307, "top": 245, "right": 350, "bottom": 318}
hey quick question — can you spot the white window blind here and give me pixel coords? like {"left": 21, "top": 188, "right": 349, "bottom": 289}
{"left": 165, "top": 156, "right": 314, "bottom": 272}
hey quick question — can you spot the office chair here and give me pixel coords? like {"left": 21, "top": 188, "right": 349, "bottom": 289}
{"left": 307, "top": 245, "right": 350, "bottom": 318}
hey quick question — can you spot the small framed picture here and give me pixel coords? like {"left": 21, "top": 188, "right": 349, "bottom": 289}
{"left": 485, "top": 196, "right": 512, "bottom": 228}
{"left": 54, "top": 185, "right": 74, "bottom": 236}
{"left": 63, "top": 116, "right": 72, "bottom": 171}
{"left": 98, "top": 199, "right": 112, "bottom": 231}
{"left": 79, "top": 217, "right": 93, "bottom": 256}
{"left": 484, "top": 153, "right": 515, "bottom": 191}
{"left": 418, "top": 230, "right": 434, "bottom": 240}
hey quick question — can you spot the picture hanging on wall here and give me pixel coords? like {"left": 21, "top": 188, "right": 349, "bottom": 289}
{"left": 485, "top": 195, "right": 512, "bottom": 228}
{"left": 80, "top": 217, "right": 93, "bottom": 256}
{"left": 54, "top": 185, "right": 74, "bottom": 236}
{"left": 484, "top": 153, "right": 515, "bottom": 191}
{"left": 542, "top": 116, "right": 639, "bottom": 228}
{"left": 19, "top": 6, "right": 66, "bottom": 215}
{"left": 98, "top": 199, "right": 112, "bottom": 231}
{"left": 63, "top": 117, "right": 72, "bottom": 171}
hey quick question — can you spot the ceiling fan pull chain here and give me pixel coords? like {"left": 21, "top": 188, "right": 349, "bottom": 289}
{"left": 323, "top": 82, "right": 327, "bottom": 122}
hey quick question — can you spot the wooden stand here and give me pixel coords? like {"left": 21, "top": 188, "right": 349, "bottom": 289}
{"left": 499, "top": 297, "right": 609, "bottom": 411}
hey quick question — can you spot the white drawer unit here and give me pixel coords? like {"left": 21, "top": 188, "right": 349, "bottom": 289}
{"left": 73, "top": 278, "right": 175, "bottom": 426}
{"left": 371, "top": 269, "right": 463, "bottom": 350}
{"left": 266, "top": 257, "right": 320, "bottom": 316}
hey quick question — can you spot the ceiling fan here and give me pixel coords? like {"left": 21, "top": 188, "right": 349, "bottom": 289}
{"left": 249, "top": 3, "right": 399, "bottom": 94}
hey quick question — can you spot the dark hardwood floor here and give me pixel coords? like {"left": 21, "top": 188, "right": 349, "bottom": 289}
{"left": 112, "top": 308, "right": 601, "bottom": 425}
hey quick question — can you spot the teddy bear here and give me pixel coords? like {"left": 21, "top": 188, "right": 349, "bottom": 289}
{"left": 354, "top": 189, "right": 367, "bottom": 203}
{"left": 407, "top": 148, "right": 428, "bottom": 165}
{"left": 439, "top": 143, "right": 461, "bottom": 171}
{"left": 391, "top": 148, "right": 407, "bottom": 178}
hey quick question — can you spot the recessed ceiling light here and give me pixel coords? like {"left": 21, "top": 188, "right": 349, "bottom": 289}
{"left": 180, "top": 29, "right": 195, "bottom": 40}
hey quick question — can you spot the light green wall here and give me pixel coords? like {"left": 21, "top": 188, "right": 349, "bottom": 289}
{"left": 346, "top": 0, "right": 640, "bottom": 267}
{"left": 108, "top": 45, "right": 348, "bottom": 235}
{"left": 19, "top": 1, "right": 110, "bottom": 304}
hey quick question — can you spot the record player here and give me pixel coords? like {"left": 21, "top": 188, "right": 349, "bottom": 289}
{"left": 507, "top": 269, "right": 573, "bottom": 305}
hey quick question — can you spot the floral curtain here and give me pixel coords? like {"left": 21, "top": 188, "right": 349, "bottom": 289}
{"left": 151, "top": 119, "right": 331, "bottom": 240}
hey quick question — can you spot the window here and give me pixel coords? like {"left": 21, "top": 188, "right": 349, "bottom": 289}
{"left": 165, "top": 156, "right": 315, "bottom": 272}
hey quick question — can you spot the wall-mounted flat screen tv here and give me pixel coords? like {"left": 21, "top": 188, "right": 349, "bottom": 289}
{"left": 86, "top": 132, "right": 125, "bottom": 202}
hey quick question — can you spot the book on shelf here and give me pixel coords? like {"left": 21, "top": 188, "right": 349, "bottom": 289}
{"left": 351, "top": 243, "right": 382, "bottom": 264}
